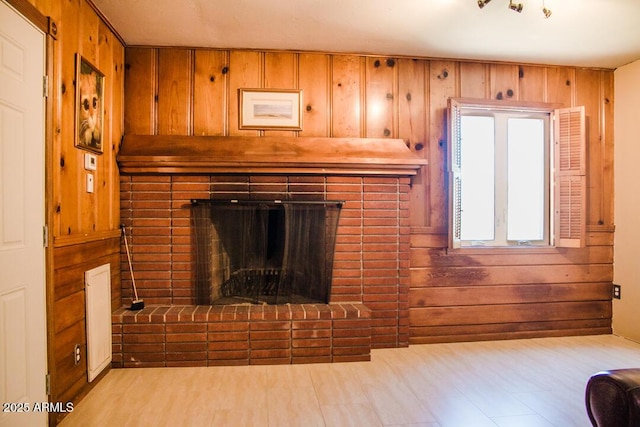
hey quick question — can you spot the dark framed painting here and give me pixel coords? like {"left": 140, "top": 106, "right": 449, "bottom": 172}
{"left": 75, "top": 54, "right": 104, "bottom": 153}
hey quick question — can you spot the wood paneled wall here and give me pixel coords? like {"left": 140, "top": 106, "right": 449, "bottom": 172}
{"left": 11, "top": 0, "right": 614, "bottom": 422}
{"left": 26, "top": 0, "right": 125, "bottom": 421}
{"left": 124, "top": 47, "right": 614, "bottom": 344}
{"left": 412, "top": 65, "right": 613, "bottom": 342}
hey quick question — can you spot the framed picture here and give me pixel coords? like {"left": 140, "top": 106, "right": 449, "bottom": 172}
{"left": 75, "top": 54, "right": 104, "bottom": 153}
{"left": 239, "top": 88, "right": 302, "bottom": 130}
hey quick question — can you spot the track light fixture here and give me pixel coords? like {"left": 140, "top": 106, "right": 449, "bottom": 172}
{"left": 541, "top": 0, "right": 551, "bottom": 18}
{"left": 508, "top": 0, "right": 524, "bottom": 13}
{"left": 477, "top": 0, "right": 552, "bottom": 18}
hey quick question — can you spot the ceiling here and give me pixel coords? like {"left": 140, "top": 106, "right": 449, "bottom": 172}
{"left": 92, "top": 0, "right": 640, "bottom": 69}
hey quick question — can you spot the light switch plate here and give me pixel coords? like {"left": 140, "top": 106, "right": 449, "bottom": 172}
{"left": 84, "top": 153, "right": 97, "bottom": 171}
{"left": 86, "top": 173, "right": 94, "bottom": 193}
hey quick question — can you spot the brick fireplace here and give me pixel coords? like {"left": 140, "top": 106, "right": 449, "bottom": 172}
{"left": 114, "top": 135, "right": 424, "bottom": 367}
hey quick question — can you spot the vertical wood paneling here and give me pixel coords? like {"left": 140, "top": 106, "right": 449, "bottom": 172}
{"left": 331, "top": 55, "right": 363, "bottom": 137}
{"left": 299, "top": 53, "right": 330, "bottom": 137}
{"left": 428, "top": 60, "right": 456, "bottom": 229}
{"left": 110, "top": 41, "right": 124, "bottom": 230}
{"left": 518, "top": 65, "right": 545, "bottom": 102}
{"left": 79, "top": 0, "right": 99, "bottom": 64}
{"left": 157, "top": 49, "right": 192, "bottom": 135}
{"left": 57, "top": 0, "right": 81, "bottom": 237}
{"left": 546, "top": 66, "right": 574, "bottom": 107}
{"left": 124, "top": 48, "right": 156, "bottom": 134}
{"left": 228, "top": 50, "right": 262, "bottom": 136}
{"left": 398, "top": 59, "right": 427, "bottom": 149}
{"left": 365, "top": 57, "right": 395, "bottom": 138}
{"left": 264, "top": 52, "right": 298, "bottom": 137}
{"left": 32, "top": 0, "right": 53, "bottom": 15}
{"left": 576, "top": 68, "right": 603, "bottom": 226}
{"left": 490, "top": 63, "right": 519, "bottom": 100}
{"left": 264, "top": 51, "right": 296, "bottom": 88}
{"left": 459, "top": 62, "right": 488, "bottom": 98}
{"left": 90, "top": 21, "right": 114, "bottom": 234}
{"left": 601, "top": 72, "right": 614, "bottom": 226}
{"left": 398, "top": 59, "right": 427, "bottom": 226}
{"left": 45, "top": 0, "right": 61, "bottom": 286}
{"left": 193, "top": 50, "right": 227, "bottom": 136}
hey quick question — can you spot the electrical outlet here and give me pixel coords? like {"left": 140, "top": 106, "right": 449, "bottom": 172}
{"left": 613, "top": 284, "right": 621, "bottom": 300}
{"left": 74, "top": 344, "right": 81, "bottom": 365}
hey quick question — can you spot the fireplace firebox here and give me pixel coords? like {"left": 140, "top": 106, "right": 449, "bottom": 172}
{"left": 191, "top": 199, "right": 343, "bottom": 305}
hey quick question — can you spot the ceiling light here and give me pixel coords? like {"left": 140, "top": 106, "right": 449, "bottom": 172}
{"left": 541, "top": 0, "right": 552, "bottom": 18}
{"left": 509, "top": 0, "right": 524, "bottom": 13}
{"left": 478, "top": 1, "right": 551, "bottom": 18}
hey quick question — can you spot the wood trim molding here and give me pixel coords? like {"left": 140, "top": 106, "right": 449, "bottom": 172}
{"left": 117, "top": 135, "right": 427, "bottom": 176}
{"left": 587, "top": 224, "right": 615, "bottom": 233}
{"left": 53, "top": 229, "right": 121, "bottom": 248}
{"left": 5, "top": 0, "right": 49, "bottom": 33}
{"left": 85, "top": 0, "right": 126, "bottom": 46}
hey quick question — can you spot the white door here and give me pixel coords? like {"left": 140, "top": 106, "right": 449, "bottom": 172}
{"left": 0, "top": 1, "right": 47, "bottom": 426}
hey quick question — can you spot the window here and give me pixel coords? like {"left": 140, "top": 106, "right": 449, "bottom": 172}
{"left": 447, "top": 98, "right": 585, "bottom": 249}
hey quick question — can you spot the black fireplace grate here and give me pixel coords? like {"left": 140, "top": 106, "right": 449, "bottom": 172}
{"left": 192, "top": 199, "right": 343, "bottom": 305}
{"left": 221, "top": 268, "right": 284, "bottom": 299}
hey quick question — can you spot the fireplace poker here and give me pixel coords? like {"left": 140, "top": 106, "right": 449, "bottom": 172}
{"left": 121, "top": 224, "right": 145, "bottom": 310}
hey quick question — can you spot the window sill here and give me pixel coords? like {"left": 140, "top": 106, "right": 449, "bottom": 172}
{"left": 447, "top": 245, "right": 566, "bottom": 255}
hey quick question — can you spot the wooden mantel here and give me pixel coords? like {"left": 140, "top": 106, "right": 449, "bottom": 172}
{"left": 117, "top": 135, "right": 427, "bottom": 176}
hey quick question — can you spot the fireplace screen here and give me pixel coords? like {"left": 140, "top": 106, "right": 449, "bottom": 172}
{"left": 192, "top": 200, "right": 343, "bottom": 305}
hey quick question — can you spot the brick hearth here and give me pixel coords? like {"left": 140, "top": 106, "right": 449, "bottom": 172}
{"left": 112, "top": 303, "right": 371, "bottom": 367}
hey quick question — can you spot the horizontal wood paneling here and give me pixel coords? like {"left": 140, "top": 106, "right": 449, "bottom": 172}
{"left": 411, "top": 235, "right": 612, "bottom": 343}
{"left": 411, "top": 264, "right": 612, "bottom": 287}
{"left": 411, "top": 246, "right": 612, "bottom": 268}
{"left": 410, "top": 282, "right": 612, "bottom": 307}
{"left": 410, "top": 319, "right": 612, "bottom": 344}
{"left": 51, "top": 237, "right": 121, "bottom": 411}
{"left": 410, "top": 301, "right": 611, "bottom": 327}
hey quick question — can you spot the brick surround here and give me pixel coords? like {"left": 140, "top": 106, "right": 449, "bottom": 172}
{"left": 119, "top": 174, "right": 411, "bottom": 365}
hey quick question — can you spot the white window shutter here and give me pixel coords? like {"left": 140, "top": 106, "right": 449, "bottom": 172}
{"left": 448, "top": 99, "right": 462, "bottom": 249}
{"left": 554, "top": 106, "right": 586, "bottom": 248}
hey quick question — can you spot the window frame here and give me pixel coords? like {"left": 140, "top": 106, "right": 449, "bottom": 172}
{"left": 447, "top": 98, "right": 586, "bottom": 251}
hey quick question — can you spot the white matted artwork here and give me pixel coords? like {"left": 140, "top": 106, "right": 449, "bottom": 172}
{"left": 239, "top": 88, "right": 302, "bottom": 130}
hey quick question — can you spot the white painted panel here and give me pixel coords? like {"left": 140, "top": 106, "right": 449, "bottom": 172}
{"left": 0, "top": 33, "right": 24, "bottom": 81}
{"left": 613, "top": 60, "right": 640, "bottom": 343}
{"left": 0, "top": 288, "right": 28, "bottom": 403}
{"left": 0, "top": 102, "right": 25, "bottom": 248}
{"left": 0, "top": 2, "right": 47, "bottom": 425}
{"left": 85, "top": 264, "right": 112, "bottom": 382}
